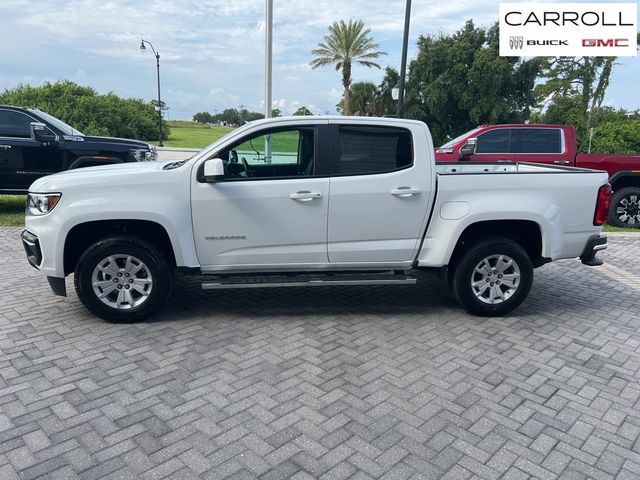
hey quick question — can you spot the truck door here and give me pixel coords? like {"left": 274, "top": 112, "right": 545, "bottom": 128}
{"left": 511, "top": 128, "right": 566, "bottom": 165}
{"left": 0, "top": 109, "right": 33, "bottom": 191}
{"left": 0, "top": 109, "right": 64, "bottom": 191}
{"left": 327, "top": 123, "right": 435, "bottom": 264}
{"left": 464, "top": 128, "right": 516, "bottom": 162}
{"left": 191, "top": 123, "right": 331, "bottom": 269}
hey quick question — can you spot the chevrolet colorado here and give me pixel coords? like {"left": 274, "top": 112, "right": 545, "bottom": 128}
{"left": 22, "top": 117, "right": 610, "bottom": 321}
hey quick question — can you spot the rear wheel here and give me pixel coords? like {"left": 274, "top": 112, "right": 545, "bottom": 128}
{"left": 608, "top": 187, "right": 640, "bottom": 228}
{"left": 74, "top": 237, "right": 172, "bottom": 322}
{"left": 451, "top": 238, "right": 533, "bottom": 317}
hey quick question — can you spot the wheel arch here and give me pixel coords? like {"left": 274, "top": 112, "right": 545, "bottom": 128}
{"left": 609, "top": 172, "right": 640, "bottom": 192}
{"left": 64, "top": 219, "right": 177, "bottom": 275}
{"left": 447, "top": 220, "right": 544, "bottom": 272}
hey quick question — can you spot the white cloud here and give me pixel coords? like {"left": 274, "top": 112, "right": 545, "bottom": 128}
{"left": 0, "top": 0, "right": 638, "bottom": 119}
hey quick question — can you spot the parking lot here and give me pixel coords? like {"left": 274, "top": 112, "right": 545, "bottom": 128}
{"left": 1, "top": 227, "right": 640, "bottom": 479}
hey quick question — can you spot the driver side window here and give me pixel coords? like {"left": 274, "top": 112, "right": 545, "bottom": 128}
{"left": 0, "top": 110, "right": 34, "bottom": 138}
{"left": 221, "top": 128, "right": 315, "bottom": 179}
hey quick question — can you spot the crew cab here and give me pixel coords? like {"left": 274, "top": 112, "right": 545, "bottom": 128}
{"left": 22, "top": 117, "right": 610, "bottom": 322}
{"left": 434, "top": 123, "right": 640, "bottom": 227}
{"left": 0, "top": 106, "right": 157, "bottom": 193}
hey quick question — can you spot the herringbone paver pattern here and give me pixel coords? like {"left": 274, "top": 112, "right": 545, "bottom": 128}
{"left": 601, "top": 235, "right": 640, "bottom": 274}
{"left": 1, "top": 226, "right": 640, "bottom": 479}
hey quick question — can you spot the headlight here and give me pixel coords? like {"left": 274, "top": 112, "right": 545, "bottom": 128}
{"left": 131, "top": 146, "right": 158, "bottom": 162}
{"left": 147, "top": 145, "right": 158, "bottom": 161}
{"left": 26, "top": 193, "right": 62, "bottom": 216}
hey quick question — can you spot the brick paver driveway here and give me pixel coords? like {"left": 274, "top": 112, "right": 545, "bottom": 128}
{"left": 1, "top": 226, "right": 640, "bottom": 480}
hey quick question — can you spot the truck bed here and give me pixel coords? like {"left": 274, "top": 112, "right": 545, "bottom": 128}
{"left": 435, "top": 162, "right": 599, "bottom": 175}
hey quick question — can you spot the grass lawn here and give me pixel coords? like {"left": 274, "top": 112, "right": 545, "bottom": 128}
{"left": 603, "top": 224, "right": 640, "bottom": 233}
{"left": 0, "top": 195, "right": 26, "bottom": 227}
{"left": 151, "top": 121, "right": 234, "bottom": 149}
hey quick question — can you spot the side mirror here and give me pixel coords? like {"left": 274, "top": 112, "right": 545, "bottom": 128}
{"left": 458, "top": 138, "right": 477, "bottom": 160}
{"left": 30, "top": 122, "right": 57, "bottom": 143}
{"left": 200, "top": 158, "right": 225, "bottom": 183}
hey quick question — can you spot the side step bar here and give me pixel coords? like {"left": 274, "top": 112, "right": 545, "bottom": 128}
{"left": 202, "top": 274, "right": 417, "bottom": 290}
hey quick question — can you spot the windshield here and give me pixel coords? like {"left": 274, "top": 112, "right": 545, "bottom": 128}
{"left": 35, "top": 110, "right": 84, "bottom": 136}
{"left": 439, "top": 127, "right": 483, "bottom": 149}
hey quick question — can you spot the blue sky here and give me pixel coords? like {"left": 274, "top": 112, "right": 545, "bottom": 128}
{"left": 0, "top": 0, "right": 637, "bottom": 119}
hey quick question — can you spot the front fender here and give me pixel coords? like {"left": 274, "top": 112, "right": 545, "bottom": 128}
{"left": 25, "top": 185, "right": 198, "bottom": 278}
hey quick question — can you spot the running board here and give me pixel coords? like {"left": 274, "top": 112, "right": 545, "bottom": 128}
{"left": 202, "top": 274, "right": 417, "bottom": 290}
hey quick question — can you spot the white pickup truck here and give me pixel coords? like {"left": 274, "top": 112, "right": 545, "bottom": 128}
{"left": 22, "top": 117, "right": 611, "bottom": 321}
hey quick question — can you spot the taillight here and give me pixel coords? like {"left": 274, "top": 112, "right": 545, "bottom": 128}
{"left": 594, "top": 183, "right": 612, "bottom": 226}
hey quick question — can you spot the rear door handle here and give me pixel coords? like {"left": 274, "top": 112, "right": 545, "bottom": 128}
{"left": 390, "top": 187, "right": 422, "bottom": 197}
{"left": 553, "top": 160, "right": 570, "bottom": 165}
{"left": 290, "top": 191, "right": 322, "bottom": 202}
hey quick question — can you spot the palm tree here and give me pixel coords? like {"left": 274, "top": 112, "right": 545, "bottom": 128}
{"left": 339, "top": 82, "right": 382, "bottom": 116}
{"left": 310, "top": 20, "right": 386, "bottom": 115}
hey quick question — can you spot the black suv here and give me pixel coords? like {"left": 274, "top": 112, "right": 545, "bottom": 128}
{"left": 0, "top": 106, "right": 157, "bottom": 193}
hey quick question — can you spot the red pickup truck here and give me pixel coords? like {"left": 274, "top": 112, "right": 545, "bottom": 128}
{"left": 435, "top": 124, "right": 640, "bottom": 227}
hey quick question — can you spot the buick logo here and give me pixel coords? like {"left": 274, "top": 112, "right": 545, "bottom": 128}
{"left": 509, "top": 36, "right": 524, "bottom": 49}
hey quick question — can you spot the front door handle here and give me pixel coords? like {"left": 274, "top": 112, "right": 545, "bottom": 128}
{"left": 290, "top": 191, "right": 322, "bottom": 202}
{"left": 0, "top": 145, "right": 11, "bottom": 150}
{"left": 390, "top": 187, "right": 422, "bottom": 197}
{"left": 553, "top": 160, "right": 570, "bottom": 165}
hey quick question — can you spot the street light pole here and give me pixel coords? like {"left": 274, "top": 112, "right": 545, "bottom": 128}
{"left": 140, "top": 39, "right": 164, "bottom": 147}
{"left": 264, "top": 0, "right": 273, "bottom": 163}
{"left": 396, "top": 0, "right": 411, "bottom": 118}
{"left": 265, "top": 0, "right": 273, "bottom": 119}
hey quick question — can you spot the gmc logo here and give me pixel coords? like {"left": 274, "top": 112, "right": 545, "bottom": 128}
{"left": 582, "top": 38, "right": 629, "bottom": 47}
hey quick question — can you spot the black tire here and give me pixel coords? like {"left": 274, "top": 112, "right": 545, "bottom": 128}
{"left": 74, "top": 236, "right": 173, "bottom": 322}
{"left": 608, "top": 187, "right": 640, "bottom": 228}
{"left": 451, "top": 238, "right": 533, "bottom": 317}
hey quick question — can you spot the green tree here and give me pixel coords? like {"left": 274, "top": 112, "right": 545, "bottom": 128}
{"left": 575, "top": 107, "right": 640, "bottom": 153}
{"left": 535, "top": 57, "right": 614, "bottom": 143}
{"left": 293, "top": 106, "right": 313, "bottom": 116}
{"left": 244, "top": 111, "right": 265, "bottom": 122}
{"left": 535, "top": 33, "right": 640, "bottom": 147}
{"left": 0, "top": 80, "right": 169, "bottom": 140}
{"left": 377, "top": 67, "right": 400, "bottom": 116}
{"left": 310, "top": 19, "right": 386, "bottom": 115}
{"left": 337, "top": 82, "right": 381, "bottom": 116}
{"left": 589, "top": 118, "right": 640, "bottom": 154}
{"left": 218, "top": 108, "right": 240, "bottom": 126}
{"left": 193, "top": 111, "right": 214, "bottom": 124}
{"left": 271, "top": 108, "right": 282, "bottom": 118}
{"left": 150, "top": 99, "right": 169, "bottom": 113}
{"left": 404, "top": 21, "right": 540, "bottom": 145}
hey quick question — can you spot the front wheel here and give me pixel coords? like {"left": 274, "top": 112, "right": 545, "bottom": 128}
{"left": 608, "top": 187, "right": 640, "bottom": 228}
{"left": 451, "top": 238, "right": 533, "bottom": 317}
{"left": 74, "top": 237, "right": 173, "bottom": 322}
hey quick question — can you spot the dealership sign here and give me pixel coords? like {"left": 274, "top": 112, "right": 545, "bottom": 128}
{"left": 499, "top": 3, "right": 637, "bottom": 56}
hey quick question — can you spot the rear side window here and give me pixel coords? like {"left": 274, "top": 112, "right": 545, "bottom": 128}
{"left": 335, "top": 126, "right": 412, "bottom": 175}
{"left": 0, "top": 110, "right": 33, "bottom": 138}
{"left": 475, "top": 129, "right": 511, "bottom": 154}
{"left": 512, "top": 128, "right": 562, "bottom": 153}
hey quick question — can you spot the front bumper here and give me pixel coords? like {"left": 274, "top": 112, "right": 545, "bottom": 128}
{"left": 21, "top": 230, "right": 42, "bottom": 268}
{"left": 21, "top": 230, "right": 67, "bottom": 296}
{"left": 580, "top": 234, "right": 607, "bottom": 266}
